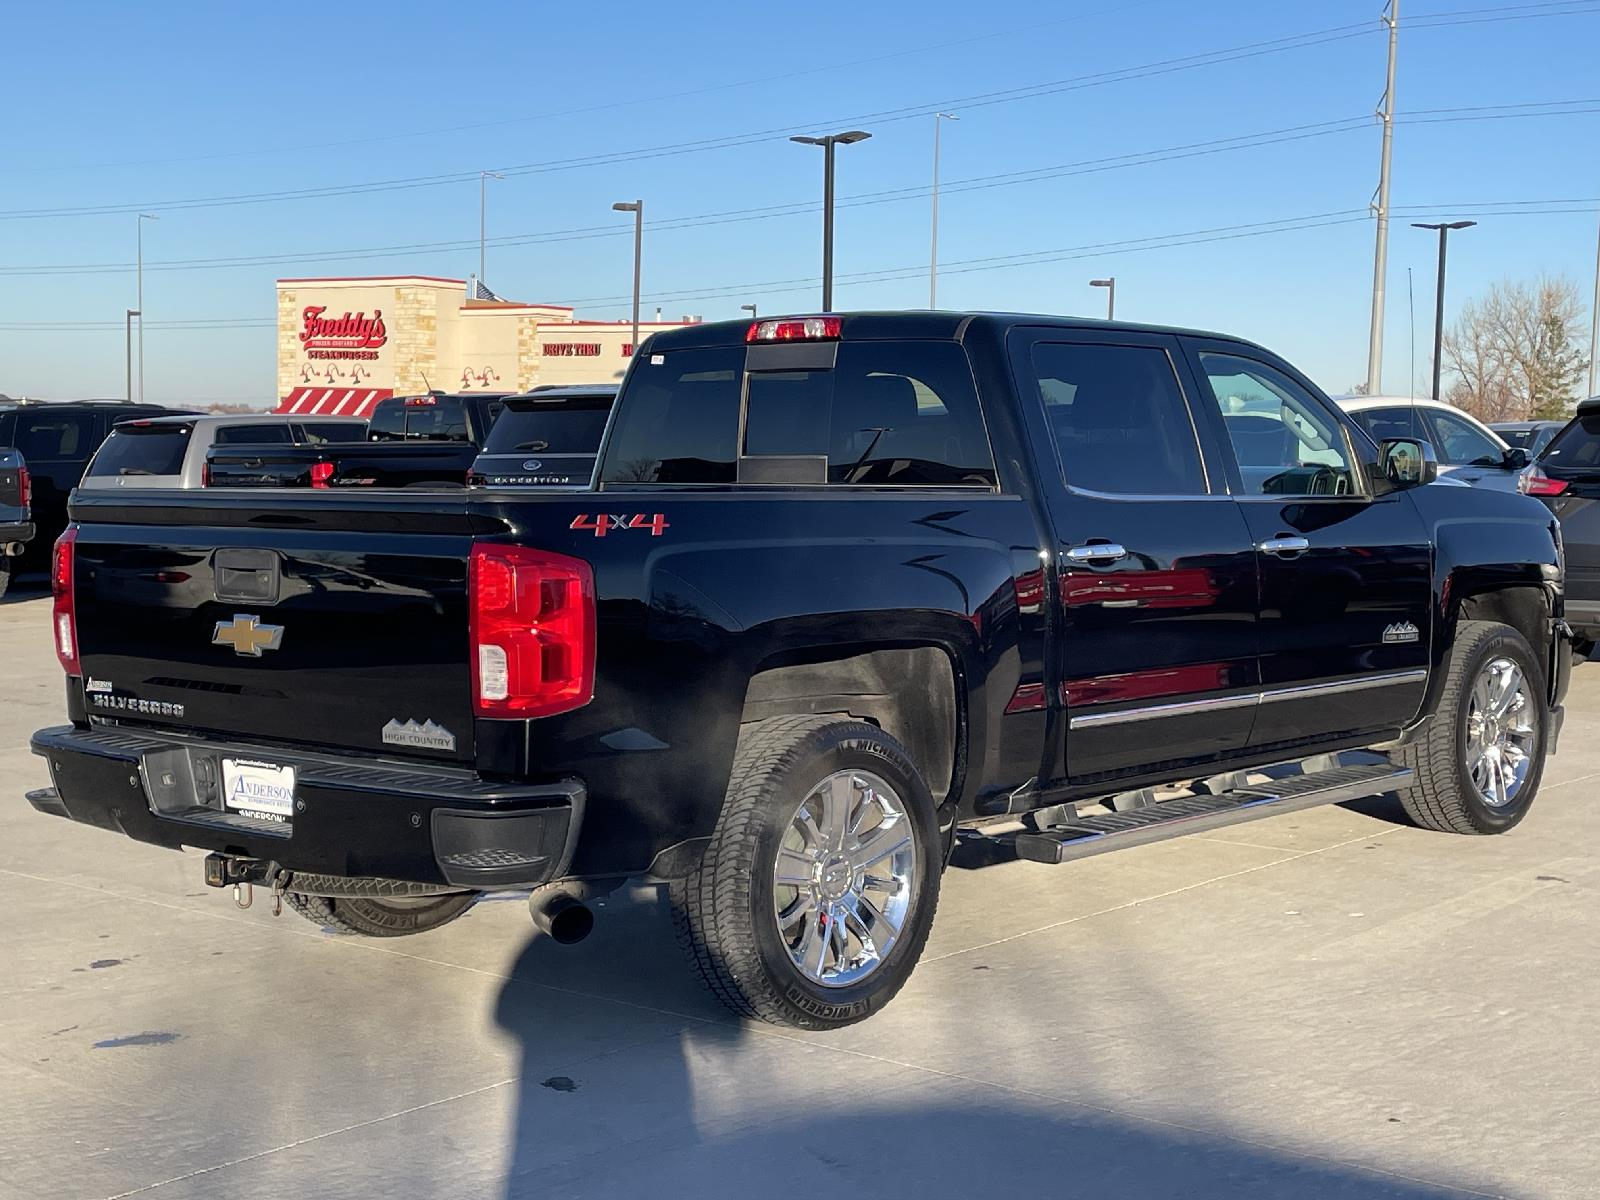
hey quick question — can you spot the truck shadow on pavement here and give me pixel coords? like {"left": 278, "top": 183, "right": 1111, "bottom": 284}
{"left": 487, "top": 889, "right": 1507, "bottom": 1200}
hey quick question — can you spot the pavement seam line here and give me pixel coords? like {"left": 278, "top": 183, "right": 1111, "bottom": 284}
{"left": 923, "top": 827, "right": 1400, "bottom": 963}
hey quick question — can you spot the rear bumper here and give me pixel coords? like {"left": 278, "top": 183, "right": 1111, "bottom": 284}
{"left": 0, "top": 519, "right": 34, "bottom": 550}
{"left": 28, "top": 724, "right": 582, "bottom": 890}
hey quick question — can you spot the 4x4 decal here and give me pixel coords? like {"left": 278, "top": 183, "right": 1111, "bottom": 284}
{"left": 570, "top": 513, "right": 670, "bottom": 537}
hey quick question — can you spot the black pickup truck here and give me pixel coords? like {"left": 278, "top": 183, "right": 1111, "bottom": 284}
{"left": 29, "top": 313, "right": 1571, "bottom": 1028}
{"left": 0, "top": 448, "right": 33, "bottom": 597}
{"left": 206, "top": 391, "right": 509, "bottom": 488}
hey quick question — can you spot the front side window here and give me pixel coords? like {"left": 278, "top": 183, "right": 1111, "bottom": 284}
{"left": 1029, "top": 342, "right": 1206, "bottom": 496}
{"left": 1198, "top": 353, "right": 1358, "bottom": 497}
{"left": 1427, "top": 409, "right": 1504, "bottom": 467}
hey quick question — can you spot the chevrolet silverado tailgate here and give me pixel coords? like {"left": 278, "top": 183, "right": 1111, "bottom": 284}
{"left": 68, "top": 491, "right": 490, "bottom": 764}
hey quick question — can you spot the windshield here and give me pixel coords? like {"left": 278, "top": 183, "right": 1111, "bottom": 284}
{"left": 484, "top": 398, "right": 613, "bottom": 454}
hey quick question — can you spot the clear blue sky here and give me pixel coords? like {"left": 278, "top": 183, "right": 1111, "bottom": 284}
{"left": 2, "top": 0, "right": 1596, "bottom": 404}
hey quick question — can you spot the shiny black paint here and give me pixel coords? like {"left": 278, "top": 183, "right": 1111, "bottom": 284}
{"left": 205, "top": 440, "right": 479, "bottom": 489}
{"left": 0, "top": 449, "right": 32, "bottom": 552}
{"left": 37, "top": 314, "right": 1570, "bottom": 886}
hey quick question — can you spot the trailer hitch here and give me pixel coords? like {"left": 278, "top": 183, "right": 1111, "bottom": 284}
{"left": 203, "top": 854, "right": 289, "bottom": 915}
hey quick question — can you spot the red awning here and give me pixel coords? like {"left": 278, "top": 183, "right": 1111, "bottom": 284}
{"left": 275, "top": 387, "right": 392, "bottom": 418}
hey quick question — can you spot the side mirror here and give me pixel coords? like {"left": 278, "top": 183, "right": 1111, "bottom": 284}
{"left": 1503, "top": 446, "right": 1529, "bottom": 470}
{"left": 1379, "top": 437, "right": 1439, "bottom": 488}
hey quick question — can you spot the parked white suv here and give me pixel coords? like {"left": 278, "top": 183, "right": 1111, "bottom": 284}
{"left": 83, "top": 414, "right": 367, "bottom": 489}
{"left": 1336, "top": 396, "right": 1527, "bottom": 491}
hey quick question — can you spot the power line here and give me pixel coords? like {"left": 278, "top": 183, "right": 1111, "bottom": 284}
{"left": 0, "top": 19, "right": 1417, "bottom": 221}
{"left": 5, "top": 98, "right": 1588, "bottom": 279}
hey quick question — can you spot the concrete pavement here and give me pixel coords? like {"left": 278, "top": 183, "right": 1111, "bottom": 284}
{"left": 2, "top": 583, "right": 1596, "bottom": 1200}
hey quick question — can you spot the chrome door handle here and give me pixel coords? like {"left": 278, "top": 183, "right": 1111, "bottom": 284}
{"left": 1065, "top": 542, "right": 1128, "bottom": 563}
{"left": 1258, "top": 535, "right": 1310, "bottom": 556}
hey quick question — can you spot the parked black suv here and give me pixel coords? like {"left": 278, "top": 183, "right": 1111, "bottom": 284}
{"left": 0, "top": 400, "right": 192, "bottom": 572}
{"left": 467, "top": 384, "right": 618, "bottom": 489}
{"left": 1520, "top": 397, "right": 1600, "bottom": 654}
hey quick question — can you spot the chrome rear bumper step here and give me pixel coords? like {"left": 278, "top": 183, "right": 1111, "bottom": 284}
{"left": 1009, "top": 761, "right": 1413, "bottom": 866}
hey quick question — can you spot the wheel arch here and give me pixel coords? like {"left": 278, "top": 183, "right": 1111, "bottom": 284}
{"left": 741, "top": 643, "right": 963, "bottom": 810}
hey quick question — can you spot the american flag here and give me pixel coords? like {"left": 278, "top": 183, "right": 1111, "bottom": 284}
{"left": 469, "top": 275, "right": 502, "bottom": 302}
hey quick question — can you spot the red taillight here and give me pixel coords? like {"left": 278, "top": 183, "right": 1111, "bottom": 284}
{"left": 17, "top": 465, "right": 30, "bottom": 511}
{"left": 1520, "top": 466, "right": 1568, "bottom": 496}
{"left": 309, "top": 461, "right": 335, "bottom": 488}
{"left": 469, "top": 544, "right": 595, "bottom": 718}
{"left": 404, "top": 395, "right": 438, "bottom": 407}
{"left": 52, "top": 529, "right": 80, "bottom": 677}
{"left": 200, "top": 462, "right": 212, "bottom": 488}
{"left": 746, "top": 316, "right": 842, "bottom": 343}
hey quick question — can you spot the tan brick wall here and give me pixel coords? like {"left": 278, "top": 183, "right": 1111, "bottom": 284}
{"left": 392, "top": 286, "right": 439, "bottom": 393}
{"left": 516, "top": 316, "right": 541, "bottom": 391}
{"left": 275, "top": 288, "right": 299, "bottom": 400}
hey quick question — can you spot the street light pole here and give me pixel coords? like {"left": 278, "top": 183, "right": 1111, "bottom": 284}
{"left": 790, "top": 131, "right": 872, "bottom": 311}
{"left": 929, "top": 112, "right": 958, "bottom": 308}
{"left": 1412, "top": 220, "right": 1475, "bottom": 401}
{"left": 740, "top": 303, "right": 758, "bottom": 320}
{"left": 1090, "top": 277, "right": 1116, "bottom": 320}
{"left": 612, "top": 201, "right": 643, "bottom": 356}
{"left": 1366, "top": 0, "right": 1400, "bottom": 396}
{"left": 1588, "top": 209, "right": 1600, "bottom": 399}
{"left": 136, "top": 213, "right": 157, "bottom": 403}
{"left": 479, "top": 171, "right": 505, "bottom": 285}
{"left": 125, "top": 309, "right": 140, "bottom": 402}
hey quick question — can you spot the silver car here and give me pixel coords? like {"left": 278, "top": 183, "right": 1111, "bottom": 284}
{"left": 82, "top": 414, "right": 368, "bottom": 489}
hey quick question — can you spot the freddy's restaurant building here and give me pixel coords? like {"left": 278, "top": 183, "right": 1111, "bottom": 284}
{"left": 274, "top": 275, "right": 696, "bottom": 417}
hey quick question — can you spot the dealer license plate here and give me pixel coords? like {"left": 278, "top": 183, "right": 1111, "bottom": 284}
{"left": 221, "top": 758, "right": 296, "bottom": 823}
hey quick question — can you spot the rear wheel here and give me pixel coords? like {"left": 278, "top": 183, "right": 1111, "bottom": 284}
{"left": 1397, "top": 619, "right": 1547, "bottom": 834}
{"left": 670, "top": 715, "right": 943, "bottom": 1030}
{"left": 284, "top": 891, "right": 477, "bottom": 936}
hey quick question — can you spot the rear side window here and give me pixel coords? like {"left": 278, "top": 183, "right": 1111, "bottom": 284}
{"left": 368, "top": 398, "right": 470, "bottom": 442}
{"left": 86, "top": 426, "right": 192, "bottom": 478}
{"left": 1028, "top": 343, "right": 1206, "bottom": 495}
{"left": 1351, "top": 406, "right": 1428, "bottom": 444}
{"left": 1427, "top": 409, "right": 1504, "bottom": 467}
{"left": 484, "top": 398, "right": 614, "bottom": 454}
{"left": 18, "top": 413, "right": 97, "bottom": 461}
{"left": 213, "top": 423, "right": 294, "bottom": 445}
{"left": 598, "top": 341, "right": 995, "bottom": 486}
{"left": 1543, "top": 416, "right": 1600, "bottom": 468}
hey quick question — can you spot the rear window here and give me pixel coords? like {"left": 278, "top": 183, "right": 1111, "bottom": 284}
{"left": 86, "top": 425, "right": 192, "bottom": 478}
{"left": 484, "top": 397, "right": 614, "bottom": 455}
{"left": 213, "top": 423, "right": 294, "bottom": 445}
{"left": 598, "top": 341, "right": 995, "bottom": 487}
{"left": 1542, "top": 416, "right": 1600, "bottom": 469}
{"left": 368, "top": 397, "right": 470, "bottom": 443}
{"left": 300, "top": 421, "right": 367, "bottom": 444}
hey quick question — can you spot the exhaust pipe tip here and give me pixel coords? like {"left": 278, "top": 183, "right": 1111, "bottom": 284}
{"left": 529, "top": 889, "right": 594, "bottom": 945}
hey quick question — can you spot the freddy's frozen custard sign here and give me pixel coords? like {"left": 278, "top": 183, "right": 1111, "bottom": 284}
{"left": 299, "top": 305, "right": 388, "bottom": 362}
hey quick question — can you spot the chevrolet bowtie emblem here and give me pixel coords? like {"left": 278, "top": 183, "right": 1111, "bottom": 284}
{"left": 212, "top": 613, "right": 284, "bottom": 657}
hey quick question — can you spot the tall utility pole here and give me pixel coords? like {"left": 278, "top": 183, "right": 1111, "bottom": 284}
{"left": 125, "top": 309, "right": 140, "bottom": 402}
{"left": 1365, "top": 0, "right": 1399, "bottom": 396}
{"left": 136, "top": 213, "right": 158, "bottom": 403}
{"left": 1412, "top": 221, "right": 1475, "bottom": 401}
{"left": 612, "top": 201, "right": 643, "bottom": 356}
{"left": 1090, "top": 277, "right": 1116, "bottom": 320}
{"left": 1588, "top": 209, "right": 1600, "bottom": 398}
{"left": 790, "top": 131, "right": 872, "bottom": 311}
{"left": 929, "top": 112, "right": 958, "bottom": 308}
{"left": 479, "top": 170, "right": 504, "bottom": 284}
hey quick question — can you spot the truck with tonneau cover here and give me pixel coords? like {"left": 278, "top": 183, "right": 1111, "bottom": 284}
{"left": 0, "top": 448, "right": 33, "bottom": 597}
{"left": 29, "top": 312, "right": 1572, "bottom": 1029}
{"left": 204, "top": 391, "right": 509, "bottom": 489}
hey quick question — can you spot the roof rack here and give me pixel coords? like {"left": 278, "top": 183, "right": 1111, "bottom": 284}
{"left": 0, "top": 397, "right": 144, "bottom": 407}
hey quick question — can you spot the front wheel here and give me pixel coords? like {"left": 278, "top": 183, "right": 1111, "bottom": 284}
{"left": 671, "top": 716, "right": 943, "bottom": 1030}
{"left": 1396, "top": 619, "right": 1548, "bottom": 834}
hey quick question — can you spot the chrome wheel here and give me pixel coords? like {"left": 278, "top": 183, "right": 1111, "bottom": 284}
{"left": 1464, "top": 656, "right": 1539, "bottom": 808}
{"left": 772, "top": 769, "right": 917, "bottom": 988}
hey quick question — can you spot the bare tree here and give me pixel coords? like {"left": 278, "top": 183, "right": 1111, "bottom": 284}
{"left": 1443, "top": 277, "right": 1590, "bottom": 421}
